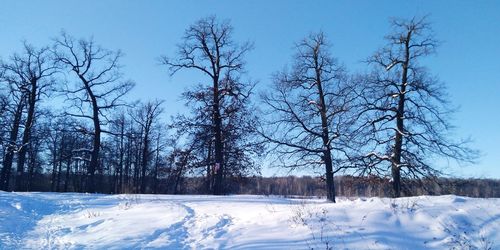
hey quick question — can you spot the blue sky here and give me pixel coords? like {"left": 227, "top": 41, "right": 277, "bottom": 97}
{"left": 1, "top": 1, "right": 499, "bottom": 178}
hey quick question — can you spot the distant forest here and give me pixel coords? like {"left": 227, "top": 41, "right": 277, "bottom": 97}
{"left": 0, "top": 16, "right": 482, "bottom": 202}
{"left": 12, "top": 173, "right": 500, "bottom": 198}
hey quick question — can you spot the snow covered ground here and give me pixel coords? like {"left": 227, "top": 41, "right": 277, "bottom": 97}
{"left": 0, "top": 192, "right": 498, "bottom": 249}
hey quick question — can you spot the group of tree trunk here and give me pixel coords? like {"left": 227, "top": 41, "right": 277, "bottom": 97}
{"left": 0, "top": 16, "right": 476, "bottom": 202}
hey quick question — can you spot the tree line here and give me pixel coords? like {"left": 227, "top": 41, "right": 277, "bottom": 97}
{"left": 0, "top": 16, "right": 477, "bottom": 202}
{"left": 238, "top": 176, "right": 500, "bottom": 198}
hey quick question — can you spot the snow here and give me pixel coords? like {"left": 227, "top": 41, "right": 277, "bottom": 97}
{"left": 0, "top": 192, "right": 498, "bottom": 249}
{"left": 385, "top": 61, "right": 398, "bottom": 71}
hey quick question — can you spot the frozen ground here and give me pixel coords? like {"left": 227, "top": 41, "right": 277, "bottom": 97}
{"left": 0, "top": 192, "right": 498, "bottom": 249}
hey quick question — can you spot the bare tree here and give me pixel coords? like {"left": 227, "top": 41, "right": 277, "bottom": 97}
{"left": 0, "top": 43, "right": 58, "bottom": 190}
{"left": 53, "top": 32, "right": 134, "bottom": 193}
{"left": 260, "top": 33, "right": 358, "bottom": 202}
{"left": 107, "top": 112, "right": 127, "bottom": 193}
{"left": 161, "top": 16, "right": 255, "bottom": 195}
{"left": 23, "top": 110, "right": 51, "bottom": 191}
{"left": 131, "top": 100, "right": 164, "bottom": 193}
{"left": 151, "top": 128, "right": 167, "bottom": 194}
{"left": 95, "top": 101, "right": 167, "bottom": 194}
{"left": 166, "top": 144, "right": 196, "bottom": 194}
{"left": 359, "top": 17, "right": 477, "bottom": 197}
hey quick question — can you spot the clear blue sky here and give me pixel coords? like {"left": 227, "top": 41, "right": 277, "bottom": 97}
{"left": 1, "top": 1, "right": 499, "bottom": 178}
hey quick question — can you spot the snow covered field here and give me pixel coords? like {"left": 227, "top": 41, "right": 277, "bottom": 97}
{"left": 0, "top": 192, "right": 498, "bottom": 249}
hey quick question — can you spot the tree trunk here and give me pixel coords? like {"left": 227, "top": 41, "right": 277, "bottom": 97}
{"left": 51, "top": 138, "right": 58, "bottom": 192}
{"left": 85, "top": 80, "right": 101, "bottom": 193}
{"left": 315, "top": 53, "right": 336, "bottom": 203}
{"left": 206, "top": 141, "right": 212, "bottom": 193}
{"left": 0, "top": 98, "right": 24, "bottom": 191}
{"left": 64, "top": 159, "right": 71, "bottom": 192}
{"left": 391, "top": 32, "right": 411, "bottom": 198}
{"left": 391, "top": 164, "right": 401, "bottom": 197}
{"left": 212, "top": 77, "right": 224, "bottom": 195}
{"left": 118, "top": 123, "right": 125, "bottom": 193}
{"left": 89, "top": 117, "right": 101, "bottom": 193}
{"left": 16, "top": 80, "right": 37, "bottom": 191}
{"left": 323, "top": 150, "right": 336, "bottom": 202}
{"left": 26, "top": 145, "right": 36, "bottom": 191}
{"left": 134, "top": 133, "right": 142, "bottom": 192}
{"left": 153, "top": 133, "right": 160, "bottom": 194}
{"left": 140, "top": 123, "right": 151, "bottom": 193}
{"left": 56, "top": 147, "right": 63, "bottom": 192}
{"left": 125, "top": 128, "right": 132, "bottom": 191}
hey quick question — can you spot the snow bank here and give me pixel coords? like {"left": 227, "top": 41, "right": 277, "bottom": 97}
{"left": 0, "top": 192, "right": 498, "bottom": 249}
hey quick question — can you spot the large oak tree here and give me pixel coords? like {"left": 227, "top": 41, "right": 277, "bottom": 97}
{"left": 260, "top": 33, "right": 358, "bottom": 202}
{"left": 54, "top": 33, "right": 134, "bottom": 192}
{"left": 162, "top": 16, "right": 260, "bottom": 195}
{"left": 359, "top": 17, "right": 477, "bottom": 197}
